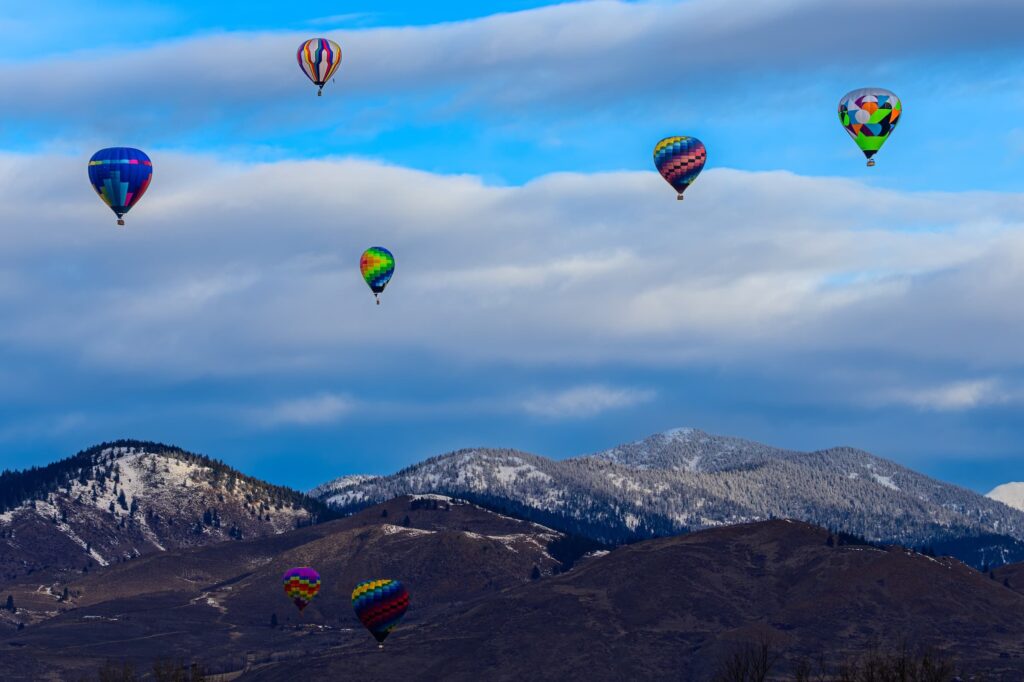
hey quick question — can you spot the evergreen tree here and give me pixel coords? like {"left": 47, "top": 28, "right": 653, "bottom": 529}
{"left": 270, "top": 613, "right": 278, "bottom": 627}
{"left": 5, "top": 594, "right": 13, "bottom": 611}
{"left": 531, "top": 565, "right": 541, "bottom": 580}
{"left": 401, "top": 515, "right": 411, "bottom": 527}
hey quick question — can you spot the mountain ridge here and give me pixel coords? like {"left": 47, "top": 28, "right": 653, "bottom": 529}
{"left": 315, "top": 428, "right": 1024, "bottom": 568}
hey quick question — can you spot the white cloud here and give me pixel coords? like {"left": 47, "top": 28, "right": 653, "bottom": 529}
{"left": 873, "top": 379, "right": 1013, "bottom": 412}
{"left": 521, "top": 385, "right": 655, "bottom": 419}
{"left": 254, "top": 393, "right": 354, "bottom": 427}
{"left": 1, "top": 152, "right": 1024, "bottom": 391}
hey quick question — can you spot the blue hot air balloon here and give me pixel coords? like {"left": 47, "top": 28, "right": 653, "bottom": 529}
{"left": 88, "top": 147, "right": 153, "bottom": 226}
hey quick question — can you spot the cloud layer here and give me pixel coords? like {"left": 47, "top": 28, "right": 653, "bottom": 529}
{"left": 3, "top": 0, "right": 1024, "bottom": 138}
{"left": 2, "top": 151, "right": 1023, "bottom": 402}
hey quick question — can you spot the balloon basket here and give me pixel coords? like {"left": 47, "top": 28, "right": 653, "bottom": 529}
{"left": 378, "top": 644, "right": 384, "bottom": 650}
{"left": 676, "top": 194, "right": 684, "bottom": 201}
{"left": 117, "top": 219, "right": 125, "bottom": 226}
{"left": 317, "top": 89, "right": 323, "bottom": 97}
{"left": 867, "top": 159, "right": 876, "bottom": 167}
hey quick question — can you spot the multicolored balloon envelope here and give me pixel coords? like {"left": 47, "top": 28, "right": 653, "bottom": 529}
{"left": 654, "top": 136, "right": 706, "bottom": 200}
{"left": 297, "top": 38, "right": 343, "bottom": 96}
{"left": 88, "top": 148, "right": 153, "bottom": 226}
{"left": 282, "top": 567, "right": 321, "bottom": 613}
{"left": 351, "top": 578, "right": 409, "bottom": 647}
{"left": 838, "top": 88, "right": 902, "bottom": 166}
{"left": 360, "top": 247, "right": 395, "bottom": 305}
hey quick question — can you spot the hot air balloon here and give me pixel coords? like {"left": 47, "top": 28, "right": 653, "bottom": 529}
{"left": 87, "top": 148, "right": 153, "bottom": 226}
{"left": 297, "top": 39, "right": 343, "bottom": 96}
{"left": 283, "top": 567, "right": 321, "bottom": 614}
{"left": 838, "top": 88, "right": 902, "bottom": 167}
{"left": 352, "top": 579, "right": 409, "bottom": 648}
{"left": 360, "top": 247, "right": 395, "bottom": 305}
{"left": 654, "top": 136, "right": 706, "bottom": 200}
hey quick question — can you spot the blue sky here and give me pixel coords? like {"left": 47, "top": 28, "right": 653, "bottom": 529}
{"left": 1, "top": 0, "right": 1024, "bottom": 494}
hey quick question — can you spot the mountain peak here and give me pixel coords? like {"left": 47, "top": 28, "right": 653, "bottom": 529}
{"left": 660, "top": 427, "right": 698, "bottom": 440}
{"left": 590, "top": 427, "right": 791, "bottom": 472}
{"left": 0, "top": 440, "right": 334, "bottom": 581}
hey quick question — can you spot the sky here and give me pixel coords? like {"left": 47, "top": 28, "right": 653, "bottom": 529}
{"left": 1, "top": 0, "right": 1024, "bottom": 494}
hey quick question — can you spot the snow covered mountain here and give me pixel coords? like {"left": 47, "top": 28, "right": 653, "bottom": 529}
{"left": 0, "top": 440, "right": 333, "bottom": 581}
{"left": 315, "top": 428, "right": 1024, "bottom": 567}
{"left": 988, "top": 482, "right": 1024, "bottom": 512}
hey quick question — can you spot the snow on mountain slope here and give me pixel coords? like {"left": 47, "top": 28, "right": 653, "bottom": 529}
{"left": 0, "top": 441, "right": 331, "bottom": 582}
{"left": 308, "top": 474, "right": 379, "bottom": 502}
{"left": 988, "top": 483, "right": 1024, "bottom": 512}
{"left": 314, "top": 430, "right": 1024, "bottom": 566}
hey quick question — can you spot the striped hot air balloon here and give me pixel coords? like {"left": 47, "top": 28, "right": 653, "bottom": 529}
{"left": 297, "top": 38, "right": 343, "bottom": 96}
{"left": 282, "top": 567, "right": 321, "bottom": 613}
{"left": 351, "top": 579, "right": 409, "bottom": 648}
{"left": 653, "top": 136, "right": 706, "bottom": 200}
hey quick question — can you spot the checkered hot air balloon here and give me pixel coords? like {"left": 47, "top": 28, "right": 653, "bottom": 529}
{"left": 282, "top": 567, "right": 321, "bottom": 614}
{"left": 87, "top": 148, "right": 153, "bottom": 226}
{"left": 838, "top": 88, "right": 902, "bottom": 167}
{"left": 297, "top": 38, "right": 343, "bottom": 96}
{"left": 360, "top": 247, "right": 395, "bottom": 305}
{"left": 351, "top": 578, "right": 409, "bottom": 648}
{"left": 653, "top": 136, "right": 706, "bottom": 200}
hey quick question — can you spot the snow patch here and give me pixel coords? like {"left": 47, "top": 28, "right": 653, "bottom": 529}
{"left": 988, "top": 482, "right": 1024, "bottom": 512}
{"left": 411, "top": 494, "right": 458, "bottom": 503}
{"left": 871, "top": 474, "right": 899, "bottom": 491}
{"left": 381, "top": 525, "right": 435, "bottom": 537}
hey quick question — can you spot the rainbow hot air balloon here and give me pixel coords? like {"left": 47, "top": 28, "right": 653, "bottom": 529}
{"left": 352, "top": 578, "right": 409, "bottom": 648}
{"left": 654, "top": 136, "right": 706, "bottom": 200}
{"left": 88, "top": 148, "right": 153, "bottom": 226}
{"left": 360, "top": 247, "right": 395, "bottom": 305}
{"left": 283, "top": 567, "right": 321, "bottom": 614}
{"left": 297, "top": 38, "right": 343, "bottom": 96}
{"left": 838, "top": 88, "right": 902, "bottom": 167}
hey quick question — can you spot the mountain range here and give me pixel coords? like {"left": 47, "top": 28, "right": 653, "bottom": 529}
{"left": 4, "top": 430, "right": 1023, "bottom": 584}
{"left": 3, "top": 433, "right": 1024, "bottom": 679}
{"left": 316, "top": 428, "right": 1024, "bottom": 569}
